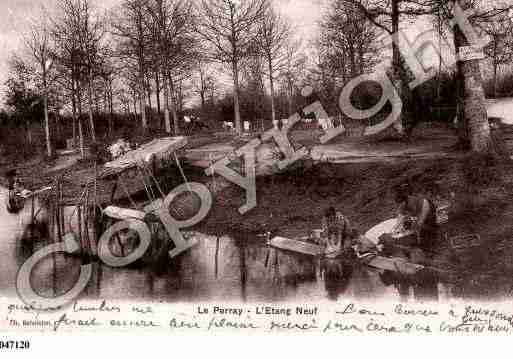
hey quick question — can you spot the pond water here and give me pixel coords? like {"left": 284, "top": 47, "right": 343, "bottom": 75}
{"left": 2, "top": 101, "right": 513, "bottom": 305}
{"left": 0, "top": 187, "right": 456, "bottom": 304}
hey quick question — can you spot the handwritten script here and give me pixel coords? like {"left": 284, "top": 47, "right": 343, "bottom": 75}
{"left": 3, "top": 301, "right": 513, "bottom": 334}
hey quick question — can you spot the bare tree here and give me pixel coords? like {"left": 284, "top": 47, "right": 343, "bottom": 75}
{"left": 5, "top": 55, "right": 37, "bottom": 146}
{"left": 113, "top": 0, "right": 150, "bottom": 132}
{"left": 342, "top": 0, "right": 513, "bottom": 152}
{"left": 192, "top": 60, "right": 217, "bottom": 118}
{"left": 97, "top": 46, "right": 116, "bottom": 135}
{"left": 342, "top": 0, "right": 439, "bottom": 132}
{"left": 483, "top": 10, "right": 513, "bottom": 98}
{"left": 146, "top": 0, "right": 195, "bottom": 134}
{"left": 279, "top": 39, "right": 306, "bottom": 116}
{"left": 24, "top": 12, "right": 54, "bottom": 157}
{"left": 52, "top": 0, "right": 102, "bottom": 157}
{"left": 240, "top": 48, "right": 267, "bottom": 123}
{"left": 196, "top": 0, "right": 268, "bottom": 135}
{"left": 256, "top": 5, "right": 290, "bottom": 124}
{"left": 79, "top": 0, "right": 105, "bottom": 143}
{"left": 320, "top": 0, "right": 378, "bottom": 81}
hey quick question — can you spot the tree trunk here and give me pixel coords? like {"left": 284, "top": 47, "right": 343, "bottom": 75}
{"left": 493, "top": 60, "right": 498, "bottom": 99}
{"left": 71, "top": 80, "right": 77, "bottom": 146}
{"left": 358, "top": 44, "right": 365, "bottom": 75}
{"left": 391, "top": 0, "right": 405, "bottom": 134}
{"left": 43, "top": 66, "right": 52, "bottom": 158}
{"left": 210, "top": 87, "right": 215, "bottom": 106}
{"left": 77, "top": 85, "right": 85, "bottom": 158}
{"left": 139, "top": 90, "right": 147, "bottom": 131}
{"left": 103, "top": 89, "right": 109, "bottom": 115}
{"left": 163, "top": 71, "right": 171, "bottom": 133}
{"left": 200, "top": 90, "right": 206, "bottom": 116}
{"left": 349, "top": 44, "right": 357, "bottom": 78}
{"left": 232, "top": 59, "right": 242, "bottom": 135}
{"left": 268, "top": 57, "right": 277, "bottom": 124}
{"left": 139, "top": 68, "right": 147, "bottom": 131}
{"left": 169, "top": 75, "right": 180, "bottom": 135}
{"left": 177, "top": 80, "right": 184, "bottom": 114}
{"left": 137, "top": 12, "right": 147, "bottom": 132}
{"left": 155, "top": 70, "right": 161, "bottom": 116}
{"left": 108, "top": 83, "right": 114, "bottom": 135}
{"left": 95, "top": 92, "right": 100, "bottom": 114}
{"left": 287, "top": 78, "right": 294, "bottom": 116}
{"left": 146, "top": 77, "right": 152, "bottom": 112}
{"left": 453, "top": 0, "right": 492, "bottom": 153}
{"left": 199, "top": 68, "right": 206, "bottom": 117}
{"left": 133, "top": 94, "right": 138, "bottom": 118}
{"left": 26, "top": 118, "right": 32, "bottom": 145}
{"left": 87, "top": 70, "right": 97, "bottom": 142}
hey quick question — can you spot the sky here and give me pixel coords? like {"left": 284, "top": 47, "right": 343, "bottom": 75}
{"left": 0, "top": 0, "right": 324, "bottom": 108}
{"left": 1, "top": 0, "right": 490, "bottom": 109}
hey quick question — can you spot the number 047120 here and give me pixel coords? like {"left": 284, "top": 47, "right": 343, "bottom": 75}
{"left": 0, "top": 340, "right": 30, "bottom": 350}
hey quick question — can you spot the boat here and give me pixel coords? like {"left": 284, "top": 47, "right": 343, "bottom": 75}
{"left": 100, "top": 136, "right": 188, "bottom": 179}
{"left": 267, "top": 217, "right": 441, "bottom": 277}
{"left": 97, "top": 137, "right": 190, "bottom": 263}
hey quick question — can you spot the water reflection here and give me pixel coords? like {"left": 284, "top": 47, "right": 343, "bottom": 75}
{"left": 379, "top": 269, "right": 439, "bottom": 302}
{"left": 0, "top": 188, "right": 460, "bottom": 303}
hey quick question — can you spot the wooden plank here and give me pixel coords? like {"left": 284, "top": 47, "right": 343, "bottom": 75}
{"left": 19, "top": 186, "right": 53, "bottom": 199}
{"left": 270, "top": 236, "right": 323, "bottom": 256}
{"left": 103, "top": 206, "right": 146, "bottom": 221}
{"left": 102, "top": 137, "right": 188, "bottom": 177}
{"left": 269, "top": 236, "right": 443, "bottom": 277}
{"left": 364, "top": 256, "right": 424, "bottom": 275}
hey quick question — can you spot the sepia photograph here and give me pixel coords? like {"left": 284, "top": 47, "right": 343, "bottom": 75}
{"left": 0, "top": 0, "right": 513, "bottom": 344}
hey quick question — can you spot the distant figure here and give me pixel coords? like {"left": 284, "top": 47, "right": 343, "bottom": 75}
{"left": 318, "top": 118, "right": 327, "bottom": 130}
{"left": 223, "top": 121, "right": 234, "bottom": 131}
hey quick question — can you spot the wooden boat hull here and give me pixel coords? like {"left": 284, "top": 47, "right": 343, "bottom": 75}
{"left": 269, "top": 235, "right": 426, "bottom": 275}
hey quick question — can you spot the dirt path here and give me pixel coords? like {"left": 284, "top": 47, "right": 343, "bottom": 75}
{"left": 185, "top": 124, "right": 461, "bottom": 168}
{"left": 48, "top": 151, "right": 82, "bottom": 172}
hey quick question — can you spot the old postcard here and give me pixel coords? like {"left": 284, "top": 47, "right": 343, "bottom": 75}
{"left": 1, "top": 0, "right": 513, "bottom": 353}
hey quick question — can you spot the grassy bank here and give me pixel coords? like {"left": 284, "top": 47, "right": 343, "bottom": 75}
{"left": 190, "top": 155, "right": 513, "bottom": 299}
